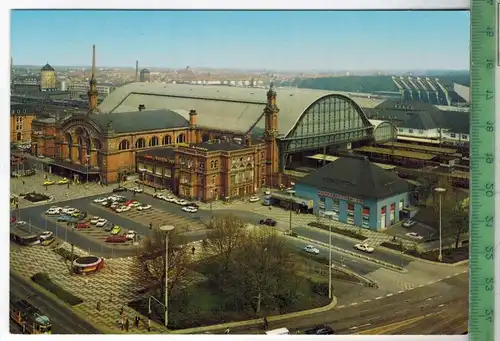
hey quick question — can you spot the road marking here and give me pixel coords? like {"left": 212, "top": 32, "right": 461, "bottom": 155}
{"left": 445, "top": 275, "right": 451, "bottom": 279}
{"left": 375, "top": 296, "right": 383, "bottom": 300}
{"left": 437, "top": 304, "right": 445, "bottom": 308}
{"left": 427, "top": 281, "right": 434, "bottom": 285}
{"left": 363, "top": 300, "right": 371, "bottom": 303}
{"left": 350, "top": 302, "right": 358, "bottom": 306}
{"left": 426, "top": 298, "right": 433, "bottom": 301}
{"left": 454, "top": 273, "right": 460, "bottom": 276}
{"left": 418, "top": 284, "right": 424, "bottom": 287}
{"left": 337, "top": 305, "right": 345, "bottom": 309}
{"left": 386, "top": 293, "right": 393, "bottom": 297}
{"left": 349, "top": 323, "right": 371, "bottom": 330}
{"left": 398, "top": 290, "right": 404, "bottom": 294}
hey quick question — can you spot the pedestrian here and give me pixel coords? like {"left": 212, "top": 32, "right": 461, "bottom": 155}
{"left": 125, "top": 318, "right": 129, "bottom": 332}
{"left": 135, "top": 316, "right": 140, "bottom": 328}
{"left": 191, "top": 246, "right": 196, "bottom": 255}
{"left": 147, "top": 319, "right": 151, "bottom": 332}
{"left": 22, "top": 180, "right": 25, "bottom": 185}
{"left": 109, "top": 293, "right": 113, "bottom": 303}
{"left": 85, "top": 278, "right": 89, "bottom": 285}
{"left": 22, "top": 323, "right": 26, "bottom": 334}
{"left": 119, "top": 306, "right": 124, "bottom": 315}
{"left": 224, "top": 328, "right": 230, "bottom": 334}
{"left": 263, "top": 316, "right": 268, "bottom": 330}
{"left": 149, "top": 222, "right": 153, "bottom": 229}
{"left": 96, "top": 300, "right": 101, "bottom": 311}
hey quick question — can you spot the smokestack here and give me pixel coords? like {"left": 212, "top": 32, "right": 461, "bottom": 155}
{"left": 135, "top": 60, "right": 139, "bottom": 82}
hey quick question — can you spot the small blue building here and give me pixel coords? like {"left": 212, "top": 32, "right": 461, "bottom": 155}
{"left": 295, "top": 156, "right": 411, "bottom": 231}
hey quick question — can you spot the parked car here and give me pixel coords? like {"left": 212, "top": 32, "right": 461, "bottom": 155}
{"left": 112, "top": 187, "right": 127, "bottom": 193}
{"left": 71, "top": 210, "right": 81, "bottom": 217}
{"left": 111, "top": 226, "right": 122, "bottom": 235}
{"left": 96, "top": 219, "right": 108, "bottom": 227}
{"left": 57, "top": 215, "right": 72, "bottom": 222}
{"left": 303, "top": 325, "right": 335, "bottom": 335}
{"left": 403, "top": 220, "right": 416, "bottom": 228}
{"left": 57, "top": 178, "right": 70, "bottom": 185}
{"left": 187, "top": 202, "right": 199, "bottom": 208}
{"left": 153, "top": 193, "right": 167, "bottom": 200}
{"left": 125, "top": 231, "right": 138, "bottom": 240}
{"left": 131, "top": 187, "right": 143, "bottom": 193}
{"left": 249, "top": 195, "right": 260, "bottom": 202}
{"left": 405, "top": 232, "right": 423, "bottom": 240}
{"left": 105, "top": 235, "right": 128, "bottom": 243}
{"left": 175, "top": 199, "right": 189, "bottom": 206}
{"left": 259, "top": 218, "right": 277, "bottom": 226}
{"left": 182, "top": 206, "right": 198, "bottom": 213}
{"left": 165, "top": 195, "right": 176, "bottom": 202}
{"left": 45, "top": 208, "right": 59, "bottom": 215}
{"left": 43, "top": 180, "right": 55, "bottom": 186}
{"left": 354, "top": 243, "right": 375, "bottom": 253}
{"left": 90, "top": 216, "right": 101, "bottom": 224}
{"left": 137, "top": 204, "right": 152, "bottom": 211}
{"left": 104, "top": 224, "right": 114, "bottom": 232}
{"left": 116, "top": 206, "right": 131, "bottom": 213}
{"left": 93, "top": 197, "right": 107, "bottom": 204}
{"left": 75, "top": 222, "right": 90, "bottom": 229}
{"left": 39, "top": 231, "right": 53, "bottom": 240}
{"left": 41, "top": 236, "right": 56, "bottom": 246}
{"left": 129, "top": 201, "right": 141, "bottom": 208}
{"left": 61, "top": 206, "right": 72, "bottom": 214}
{"left": 264, "top": 189, "right": 271, "bottom": 195}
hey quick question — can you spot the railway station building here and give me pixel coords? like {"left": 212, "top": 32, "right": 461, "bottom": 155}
{"left": 294, "top": 155, "right": 411, "bottom": 231}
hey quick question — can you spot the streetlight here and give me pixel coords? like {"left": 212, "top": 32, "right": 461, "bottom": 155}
{"left": 434, "top": 187, "right": 446, "bottom": 262}
{"left": 323, "top": 211, "right": 334, "bottom": 299}
{"left": 85, "top": 154, "right": 90, "bottom": 184}
{"left": 288, "top": 193, "right": 293, "bottom": 235}
{"left": 159, "top": 224, "right": 175, "bottom": 328}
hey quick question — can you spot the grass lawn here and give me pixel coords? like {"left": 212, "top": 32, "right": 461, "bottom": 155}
{"left": 129, "top": 253, "right": 338, "bottom": 330}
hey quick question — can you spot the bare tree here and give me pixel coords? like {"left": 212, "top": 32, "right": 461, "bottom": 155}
{"left": 133, "top": 227, "right": 191, "bottom": 300}
{"left": 232, "top": 227, "right": 296, "bottom": 314}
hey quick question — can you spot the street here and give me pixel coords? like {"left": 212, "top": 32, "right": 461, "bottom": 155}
{"left": 219, "top": 272, "right": 468, "bottom": 335}
{"left": 9, "top": 271, "right": 102, "bottom": 334}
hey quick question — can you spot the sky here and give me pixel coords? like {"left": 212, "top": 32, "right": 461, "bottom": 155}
{"left": 10, "top": 10, "right": 470, "bottom": 71}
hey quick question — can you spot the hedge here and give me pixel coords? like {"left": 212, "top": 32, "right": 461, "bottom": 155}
{"left": 31, "top": 272, "right": 83, "bottom": 306}
{"left": 308, "top": 222, "right": 368, "bottom": 241}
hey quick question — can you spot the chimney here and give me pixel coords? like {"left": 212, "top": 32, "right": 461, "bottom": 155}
{"left": 245, "top": 134, "right": 252, "bottom": 147}
{"left": 189, "top": 109, "right": 197, "bottom": 126}
{"left": 135, "top": 61, "right": 139, "bottom": 82}
{"left": 138, "top": 104, "right": 146, "bottom": 111}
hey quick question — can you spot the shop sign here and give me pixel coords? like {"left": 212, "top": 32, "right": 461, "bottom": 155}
{"left": 317, "top": 190, "right": 363, "bottom": 205}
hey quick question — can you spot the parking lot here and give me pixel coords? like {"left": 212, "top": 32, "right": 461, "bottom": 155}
{"left": 42, "top": 207, "right": 143, "bottom": 248}
{"left": 384, "top": 220, "right": 437, "bottom": 242}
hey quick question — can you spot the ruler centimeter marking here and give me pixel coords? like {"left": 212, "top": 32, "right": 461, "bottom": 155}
{"left": 470, "top": 0, "right": 497, "bottom": 340}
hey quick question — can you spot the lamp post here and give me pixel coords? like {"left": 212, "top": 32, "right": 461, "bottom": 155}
{"left": 323, "top": 211, "right": 334, "bottom": 299}
{"left": 288, "top": 193, "right": 293, "bottom": 235}
{"left": 85, "top": 154, "right": 90, "bottom": 184}
{"left": 434, "top": 187, "right": 446, "bottom": 262}
{"left": 159, "top": 225, "right": 175, "bottom": 327}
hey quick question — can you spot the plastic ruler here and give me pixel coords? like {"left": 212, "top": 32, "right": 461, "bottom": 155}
{"left": 469, "top": 0, "right": 497, "bottom": 340}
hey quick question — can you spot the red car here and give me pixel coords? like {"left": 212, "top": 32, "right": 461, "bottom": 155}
{"left": 125, "top": 200, "right": 136, "bottom": 206}
{"left": 105, "top": 235, "right": 128, "bottom": 243}
{"left": 75, "top": 222, "right": 90, "bottom": 229}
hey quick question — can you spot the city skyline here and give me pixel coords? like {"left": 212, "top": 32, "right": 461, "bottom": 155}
{"left": 11, "top": 10, "right": 470, "bottom": 71}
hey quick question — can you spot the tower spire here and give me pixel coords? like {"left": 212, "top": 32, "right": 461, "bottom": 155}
{"left": 88, "top": 44, "right": 98, "bottom": 113}
{"left": 91, "top": 44, "right": 96, "bottom": 80}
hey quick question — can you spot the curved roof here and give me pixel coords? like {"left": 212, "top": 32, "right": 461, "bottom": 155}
{"left": 41, "top": 63, "right": 54, "bottom": 71}
{"left": 368, "top": 119, "right": 396, "bottom": 131}
{"left": 140, "top": 69, "right": 150, "bottom": 73}
{"left": 98, "top": 82, "right": 385, "bottom": 136}
{"left": 88, "top": 109, "right": 188, "bottom": 134}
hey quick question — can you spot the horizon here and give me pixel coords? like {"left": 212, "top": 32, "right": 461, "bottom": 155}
{"left": 11, "top": 10, "right": 470, "bottom": 71}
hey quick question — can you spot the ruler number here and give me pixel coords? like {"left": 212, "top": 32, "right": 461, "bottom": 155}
{"left": 485, "top": 309, "right": 494, "bottom": 323}
{"left": 485, "top": 183, "right": 494, "bottom": 197}
{"left": 486, "top": 90, "right": 494, "bottom": 100}
{"left": 485, "top": 277, "right": 494, "bottom": 291}
{"left": 486, "top": 215, "right": 494, "bottom": 227}
{"left": 485, "top": 246, "right": 494, "bottom": 260}
{"left": 486, "top": 27, "right": 494, "bottom": 37}
{"left": 486, "top": 60, "right": 494, "bottom": 69}
{"left": 486, "top": 121, "right": 494, "bottom": 132}
{"left": 486, "top": 0, "right": 493, "bottom": 4}
{"left": 486, "top": 153, "right": 494, "bottom": 163}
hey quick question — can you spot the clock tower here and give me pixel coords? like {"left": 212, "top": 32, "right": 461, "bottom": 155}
{"left": 264, "top": 82, "right": 279, "bottom": 185}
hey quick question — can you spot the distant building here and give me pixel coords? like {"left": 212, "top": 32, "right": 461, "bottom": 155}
{"left": 69, "top": 81, "right": 116, "bottom": 100}
{"left": 40, "top": 63, "right": 57, "bottom": 90}
{"left": 11, "top": 103, "right": 36, "bottom": 143}
{"left": 140, "top": 69, "right": 151, "bottom": 82}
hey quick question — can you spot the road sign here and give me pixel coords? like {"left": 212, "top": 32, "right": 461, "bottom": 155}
{"left": 470, "top": 1, "right": 497, "bottom": 340}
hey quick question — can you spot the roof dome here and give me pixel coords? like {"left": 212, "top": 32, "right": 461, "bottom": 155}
{"left": 41, "top": 63, "right": 54, "bottom": 71}
{"left": 140, "top": 68, "right": 150, "bottom": 73}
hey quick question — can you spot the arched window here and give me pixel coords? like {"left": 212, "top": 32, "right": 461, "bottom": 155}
{"left": 214, "top": 160, "right": 219, "bottom": 168}
{"left": 119, "top": 140, "right": 130, "bottom": 150}
{"left": 176, "top": 133, "right": 186, "bottom": 143}
{"left": 162, "top": 135, "right": 172, "bottom": 145}
{"left": 16, "top": 132, "right": 22, "bottom": 141}
{"left": 135, "top": 138, "right": 146, "bottom": 149}
{"left": 149, "top": 136, "right": 159, "bottom": 147}
{"left": 210, "top": 161, "right": 215, "bottom": 169}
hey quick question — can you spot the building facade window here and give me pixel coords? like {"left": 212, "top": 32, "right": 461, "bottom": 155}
{"left": 461, "top": 134, "right": 468, "bottom": 140}
{"left": 408, "top": 129, "right": 414, "bottom": 134}
{"left": 212, "top": 175, "right": 217, "bottom": 185}
{"left": 418, "top": 130, "right": 424, "bottom": 134}
{"left": 450, "top": 133, "right": 456, "bottom": 138}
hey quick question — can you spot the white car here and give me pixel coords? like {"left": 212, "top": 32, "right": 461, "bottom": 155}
{"left": 182, "top": 206, "right": 198, "bottom": 213}
{"left": 354, "top": 243, "right": 375, "bottom": 253}
{"left": 90, "top": 216, "right": 101, "bottom": 224}
{"left": 131, "top": 187, "right": 143, "bottom": 193}
{"left": 101, "top": 201, "right": 109, "bottom": 206}
{"left": 129, "top": 201, "right": 141, "bottom": 208}
{"left": 96, "top": 219, "right": 108, "bottom": 227}
{"left": 165, "top": 195, "right": 176, "bottom": 202}
{"left": 125, "top": 231, "right": 138, "bottom": 240}
{"left": 45, "top": 208, "right": 59, "bottom": 215}
{"left": 249, "top": 196, "right": 260, "bottom": 203}
{"left": 16, "top": 221, "right": 28, "bottom": 226}
{"left": 116, "top": 206, "right": 131, "bottom": 213}
{"left": 137, "top": 204, "right": 152, "bottom": 211}
{"left": 405, "top": 232, "right": 423, "bottom": 240}
{"left": 264, "top": 189, "right": 271, "bottom": 195}
{"left": 66, "top": 208, "right": 77, "bottom": 215}
{"left": 61, "top": 206, "right": 71, "bottom": 214}
{"left": 303, "top": 245, "right": 320, "bottom": 255}
{"left": 93, "top": 197, "right": 107, "bottom": 204}
{"left": 154, "top": 193, "right": 167, "bottom": 200}
{"left": 111, "top": 202, "right": 121, "bottom": 209}
{"left": 39, "top": 231, "right": 53, "bottom": 240}
{"left": 176, "top": 199, "right": 189, "bottom": 206}
{"left": 403, "top": 220, "right": 416, "bottom": 228}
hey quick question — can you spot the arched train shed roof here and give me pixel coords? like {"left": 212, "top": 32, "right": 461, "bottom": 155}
{"left": 98, "top": 82, "right": 386, "bottom": 137}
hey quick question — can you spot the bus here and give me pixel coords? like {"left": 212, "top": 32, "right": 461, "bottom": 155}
{"left": 10, "top": 295, "right": 52, "bottom": 334}
{"left": 263, "top": 195, "right": 272, "bottom": 206}
{"left": 10, "top": 224, "right": 40, "bottom": 246}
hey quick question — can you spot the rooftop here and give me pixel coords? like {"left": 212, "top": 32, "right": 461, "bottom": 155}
{"left": 89, "top": 109, "right": 188, "bottom": 134}
{"left": 185, "top": 140, "right": 249, "bottom": 152}
{"left": 41, "top": 63, "right": 54, "bottom": 72}
{"left": 137, "top": 147, "right": 176, "bottom": 159}
{"left": 297, "top": 155, "right": 409, "bottom": 200}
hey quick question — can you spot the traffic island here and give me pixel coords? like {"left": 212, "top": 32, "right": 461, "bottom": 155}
{"left": 73, "top": 256, "right": 105, "bottom": 275}
{"left": 24, "top": 192, "right": 51, "bottom": 203}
